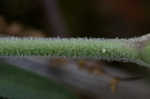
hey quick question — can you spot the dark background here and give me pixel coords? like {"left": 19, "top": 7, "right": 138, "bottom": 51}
{"left": 0, "top": 0, "right": 150, "bottom": 38}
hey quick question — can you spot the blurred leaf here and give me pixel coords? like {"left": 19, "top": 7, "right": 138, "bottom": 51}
{"left": 0, "top": 62, "right": 78, "bottom": 99}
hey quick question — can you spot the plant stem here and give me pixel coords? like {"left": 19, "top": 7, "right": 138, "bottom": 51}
{"left": 0, "top": 34, "right": 149, "bottom": 67}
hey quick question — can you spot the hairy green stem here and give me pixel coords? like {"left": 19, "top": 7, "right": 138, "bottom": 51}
{"left": 0, "top": 34, "right": 149, "bottom": 67}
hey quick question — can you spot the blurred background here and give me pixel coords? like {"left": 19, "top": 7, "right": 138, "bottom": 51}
{"left": 0, "top": 0, "right": 150, "bottom": 99}
{"left": 0, "top": 0, "right": 150, "bottom": 38}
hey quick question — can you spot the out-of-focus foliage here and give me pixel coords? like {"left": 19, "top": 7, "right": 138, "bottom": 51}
{"left": 0, "top": 16, "right": 46, "bottom": 37}
{"left": 0, "top": 0, "right": 150, "bottom": 37}
{"left": 0, "top": 62, "right": 78, "bottom": 99}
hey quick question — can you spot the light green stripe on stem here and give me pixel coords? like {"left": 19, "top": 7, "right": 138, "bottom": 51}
{"left": 140, "top": 41, "right": 150, "bottom": 66}
{"left": 0, "top": 38, "right": 139, "bottom": 60}
{"left": 0, "top": 34, "right": 150, "bottom": 67}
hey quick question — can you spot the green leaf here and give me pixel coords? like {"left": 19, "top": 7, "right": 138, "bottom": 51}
{"left": 0, "top": 62, "right": 78, "bottom": 99}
